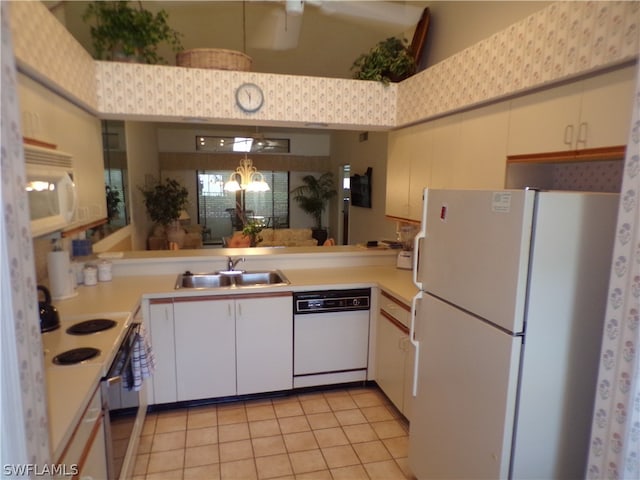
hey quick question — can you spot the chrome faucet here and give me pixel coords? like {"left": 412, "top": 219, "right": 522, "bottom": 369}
{"left": 227, "top": 256, "right": 245, "bottom": 272}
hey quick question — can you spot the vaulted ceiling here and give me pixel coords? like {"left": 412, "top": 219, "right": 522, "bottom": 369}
{"left": 52, "top": 1, "right": 428, "bottom": 79}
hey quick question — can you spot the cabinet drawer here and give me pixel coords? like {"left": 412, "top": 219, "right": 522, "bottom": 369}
{"left": 380, "top": 290, "right": 411, "bottom": 329}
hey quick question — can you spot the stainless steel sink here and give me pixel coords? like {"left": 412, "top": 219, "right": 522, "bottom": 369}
{"left": 175, "top": 270, "right": 290, "bottom": 290}
{"left": 175, "top": 273, "right": 234, "bottom": 289}
{"left": 233, "top": 271, "right": 289, "bottom": 286}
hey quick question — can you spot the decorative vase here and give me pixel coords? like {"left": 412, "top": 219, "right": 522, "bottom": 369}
{"left": 165, "top": 220, "right": 186, "bottom": 249}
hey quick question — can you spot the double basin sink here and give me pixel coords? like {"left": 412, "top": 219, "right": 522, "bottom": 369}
{"left": 175, "top": 270, "right": 290, "bottom": 290}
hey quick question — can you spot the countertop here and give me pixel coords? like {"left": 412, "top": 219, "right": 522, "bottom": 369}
{"left": 47, "top": 264, "right": 417, "bottom": 460}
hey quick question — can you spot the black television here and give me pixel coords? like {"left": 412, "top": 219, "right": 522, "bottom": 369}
{"left": 350, "top": 167, "right": 372, "bottom": 208}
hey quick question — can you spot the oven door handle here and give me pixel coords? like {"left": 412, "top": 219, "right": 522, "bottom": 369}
{"left": 104, "top": 323, "right": 138, "bottom": 384}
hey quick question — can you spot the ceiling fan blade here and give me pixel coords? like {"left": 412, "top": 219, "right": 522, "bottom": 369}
{"left": 248, "top": 7, "right": 303, "bottom": 50}
{"left": 312, "top": 0, "right": 423, "bottom": 30}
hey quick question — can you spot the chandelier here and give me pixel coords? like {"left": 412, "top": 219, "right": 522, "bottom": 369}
{"left": 224, "top": 154, "right": 270, "bottom": 192}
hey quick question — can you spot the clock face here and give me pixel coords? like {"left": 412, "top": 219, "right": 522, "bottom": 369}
{"left": 235, "top": 83, "right": 264, "bottom": 113}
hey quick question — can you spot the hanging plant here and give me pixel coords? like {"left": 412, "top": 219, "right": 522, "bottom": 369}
{"left": 351, "top": 37, "right": 417, "bottom": 85}
{"left": 82, "top": 1, "right": 183, "bottom": 64}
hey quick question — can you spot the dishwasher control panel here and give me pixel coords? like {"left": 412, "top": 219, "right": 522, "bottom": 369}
{"left": 294, "top": 288, "right": 371, "bottom": 314}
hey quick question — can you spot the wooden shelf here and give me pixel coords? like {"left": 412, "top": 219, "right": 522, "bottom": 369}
{"left": 385, "top": 215, "right": 421, "bottom": 226}
{"left": 507, "top": 145, "right": 625, "bottom": 164}
{"left": 61, "top": 218, "right": 108, "bottom": 238}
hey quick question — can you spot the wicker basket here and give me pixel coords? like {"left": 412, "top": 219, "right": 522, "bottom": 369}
{"left": 176, "top": 48, "right": 252, "bottom": 71}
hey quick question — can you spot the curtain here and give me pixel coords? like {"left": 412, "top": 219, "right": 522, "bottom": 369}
{"left": 0, "top": 1, "right": 51, "bottom": 472}
{"left": 587, "top": 62, "right": 640, "bottom": 479}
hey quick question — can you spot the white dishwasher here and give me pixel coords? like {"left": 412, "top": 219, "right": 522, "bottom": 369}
{"left": 293, "top": 288, "right": 371, "bottom": 388}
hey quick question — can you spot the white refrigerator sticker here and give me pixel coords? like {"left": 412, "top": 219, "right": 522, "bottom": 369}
{"left": 491, "top": 192, "right": 512, "bottom": 213}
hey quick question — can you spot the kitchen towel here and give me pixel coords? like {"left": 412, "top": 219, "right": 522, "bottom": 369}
{"left": 130, "top": 323, "right": 155, "bottom": 391}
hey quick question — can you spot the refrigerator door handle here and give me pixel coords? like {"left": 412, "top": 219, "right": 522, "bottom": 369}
{"left": 412, "top": 189, "right": 428, "bottom": 290}
{"left": 410, "top": 290, "right": 423, "bottom": 397}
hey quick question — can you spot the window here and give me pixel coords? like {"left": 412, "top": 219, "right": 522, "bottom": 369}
{"left": 197, "top": 170, "right": 289, "bottom": 244}
{"left": 196, "top": 136, "right": 290, "bottom": 154}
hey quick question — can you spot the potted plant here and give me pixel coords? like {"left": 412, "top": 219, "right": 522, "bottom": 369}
{"left": 82, "top": 1, "right": 183, "bottom": 64}
{"left": 105, "top": 185, "right": 121, "bottom": 223}
{"left": 290, "top": 172, "right": 337, "bottom": 245}
{"left": 242, "top": 221, "right": 264, "bottom": 247}
{"left": 351, "top": 37, "right": 417, "bottom": 84}
{"left": 139, "top": 177, "right": 188, "bottom": 247}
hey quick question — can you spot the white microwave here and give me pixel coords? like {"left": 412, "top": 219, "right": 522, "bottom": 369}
{"left": 24, "top": 145, "right": 77, "bottom": 237}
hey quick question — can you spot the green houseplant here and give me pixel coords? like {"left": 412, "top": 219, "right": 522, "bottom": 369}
{"left": 139, "top": 177, "right": 188, "bottom": 225}
{"left": 242, "top": 221, "right": 264, "bottom": 247}
{"left": 105, "top": 185, "right": 121, "bottom": 223}
{"left": 290, "top": 172, "right": 337, "bottom": 245}
{"left": 83, "top": 1, "right": 183, "bottom": 64}
{"left": 351, "top": 37, "right": 417, "bottom": 84}
{"left": 139, "top": 177, "right": 188, "bottom": 249}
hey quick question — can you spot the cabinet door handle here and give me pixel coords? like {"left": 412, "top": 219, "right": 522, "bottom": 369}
{"left": 564, "top": 124, "right": 574, "bottom": 147}
{"left": 577, "top": 121, "right": 588, "bottom": 148}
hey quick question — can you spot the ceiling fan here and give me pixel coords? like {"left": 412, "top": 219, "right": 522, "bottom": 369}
{"left": 248, "top": 0, "right": 425, "bottom": 50}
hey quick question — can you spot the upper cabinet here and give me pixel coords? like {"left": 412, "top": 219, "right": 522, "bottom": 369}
{"left": 507, "top": 64, "right": 636, "bottom": 156}
{"left": 18, "top": 74, "right": 106, "bottom": 235}
{"left": 386, "top": 101, "right": 510, "bottom": 222}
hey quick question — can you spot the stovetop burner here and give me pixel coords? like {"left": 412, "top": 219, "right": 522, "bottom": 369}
{"left": 66, "top": 319, "right": 117, "bottom": 335}
{"left": 53, "top": 347, "right": 100, "bottom": 365}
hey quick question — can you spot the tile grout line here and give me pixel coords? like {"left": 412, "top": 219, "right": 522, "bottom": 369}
{"left": 138, "top": 386, "right": 412, "bottom": 479}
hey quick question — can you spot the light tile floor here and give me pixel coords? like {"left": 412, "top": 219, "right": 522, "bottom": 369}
{"left": 133, "top": 385, "right": 416, "bottom": 480}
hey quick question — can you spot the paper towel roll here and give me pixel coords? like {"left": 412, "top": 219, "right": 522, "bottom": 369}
{"left": 47, "top": 251, "right": 77, "bottom": 300}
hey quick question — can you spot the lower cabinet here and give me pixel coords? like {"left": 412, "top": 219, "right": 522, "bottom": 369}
{"left": 174, "top": 298, "right": 236, "bottom": 401}
{"left": 376, "top": 291, "right": 414, "bottom": 420}
{"left": 56, "top": 386, "right": 107, "bottom": 480}
{"left": 148, "top": 292, "right": 293, "bottom": 404}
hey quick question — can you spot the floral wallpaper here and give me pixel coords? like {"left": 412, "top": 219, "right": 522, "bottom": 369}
{"left": 398, "top": 1, "right": 639, "bottom": 126}
{"left": 7, "top": 2, "right": 640, "bottom": 131}
{"left": 8, "top": 0, "right": 96, "bottom": 109}
{"left": 94, "top": 63, "right": 397, "bottom": 129}
{"left": 1, "top": 1, "right": 50, "bottom": 467}
{"left": 587, "top": 61, "right": 640, "bottom": 479}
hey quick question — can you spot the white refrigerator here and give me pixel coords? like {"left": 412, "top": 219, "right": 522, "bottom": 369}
{"left": 408, "top": 189, "right": 618, "bottom": 479}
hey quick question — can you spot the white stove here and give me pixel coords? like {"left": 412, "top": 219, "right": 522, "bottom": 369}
{"left": 41, "top": 312, "right": 131, "bottom": 376}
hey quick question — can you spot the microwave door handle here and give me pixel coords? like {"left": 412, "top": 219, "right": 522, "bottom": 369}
{"left": 60, "top": 172, "right": 77, "bottom": 222}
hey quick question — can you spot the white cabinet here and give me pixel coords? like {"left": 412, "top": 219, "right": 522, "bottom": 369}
{"left": 56, "top": 386, "right": 107, "bottom": 480}
{"left": 376, "top": 291, "right": 414, "bottom": 420}
{"left": 456, "top": 102, "right": 510, "bottom": 189}
{"left": 174, "top": 298, "right": 236, "bottom": 401}
{"left": 386, "top": 101, "right": 510, "bottom": 222}
{"left": 508, "top": 65, "right": 635, "bottom": 155}
{"left": 236, "top": 295, "right": 293, "bottom": 395}
{"left": 76, "top": 420, "right": 107, "bottom": 480}
{"left": 147, "top": 293, "right": 293, "bottom": 404}
{"left": 386, "top": 127, "right": 419, "bottom": 219}
{"left": 148, "top": 300, "right": 178, "bottom": 404}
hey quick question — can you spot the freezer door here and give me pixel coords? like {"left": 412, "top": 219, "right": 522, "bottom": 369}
{"left": 417, "top": 189, "right": 535, "bottom": 333}
{"left": 408, "top": 294, "right": 522, "bottom": 479}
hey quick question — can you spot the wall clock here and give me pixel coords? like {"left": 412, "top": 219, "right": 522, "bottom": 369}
{"left": 235, "top": 83, "right": 264, "bottom": 113}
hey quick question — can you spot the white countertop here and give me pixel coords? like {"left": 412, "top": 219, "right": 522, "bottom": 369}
{"left": 47, "top": 263, "right": 417, "bottom": 460}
